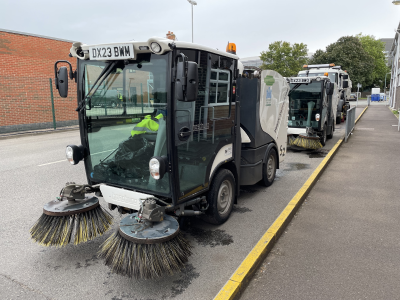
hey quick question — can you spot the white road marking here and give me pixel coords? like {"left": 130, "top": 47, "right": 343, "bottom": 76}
{"left": 38, "top": 160, "right": 66, "bottom": 167}
{"left": 91, "top": 149, "right": 115, "bottom": 155}
{"left": 38, "top": 149, "right": 116, "bottom": 166}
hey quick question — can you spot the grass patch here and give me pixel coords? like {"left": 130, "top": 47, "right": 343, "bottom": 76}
{"left": 389, "top": 108, "right": 399, "bottom": 119}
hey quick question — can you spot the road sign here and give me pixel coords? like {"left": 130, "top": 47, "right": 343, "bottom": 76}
{"left": 357, "top": 83, "right": 362, "bottom": 88}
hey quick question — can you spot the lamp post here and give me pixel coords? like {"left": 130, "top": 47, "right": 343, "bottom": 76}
{"left": 187, "top": 0, "right": 197, "bottom": 43}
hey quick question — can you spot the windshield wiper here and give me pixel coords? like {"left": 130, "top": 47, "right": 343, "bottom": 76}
{"left": 76, "top": 61, "right": 118, "bottom": 112}
{"left": 288, "top": 83, "right": 302, "bottom": 96}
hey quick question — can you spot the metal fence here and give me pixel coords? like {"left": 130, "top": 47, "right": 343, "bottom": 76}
{"left": 345, "top": 106, "right": 356, "bottom": 142}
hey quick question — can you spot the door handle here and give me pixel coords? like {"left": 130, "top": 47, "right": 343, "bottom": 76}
{"left": 180, "top": 131, "right": 191, "bottom": 137}
{"left": 178, "top": 127, "right": 191, "bottom": 141}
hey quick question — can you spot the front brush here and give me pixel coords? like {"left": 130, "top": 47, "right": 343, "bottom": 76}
{"left": 98, "top": 213, "right": 192, "bottom": 279}
{"left": 30, "top": 196, "right": 113, "bottom": 247}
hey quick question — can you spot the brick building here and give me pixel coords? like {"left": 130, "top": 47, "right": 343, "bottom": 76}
{"left": 0, "top": 29, "right": 78, "bottom": 133}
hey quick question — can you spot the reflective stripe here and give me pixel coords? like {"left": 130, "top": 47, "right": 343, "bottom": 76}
{"left": 131, "top": 113, "right": 164, "bottom": 137}
{"left": 132, "top": 127, "right": 154, "bottom": 132}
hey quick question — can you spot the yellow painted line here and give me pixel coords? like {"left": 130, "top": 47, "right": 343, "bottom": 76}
{"left": 214, "top": 139, "right": 344, "bottom": 300}
{"left": 355, "top": 106, "right": 368, "bottom": 124}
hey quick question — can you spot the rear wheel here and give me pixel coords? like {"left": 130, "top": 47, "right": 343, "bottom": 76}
{"left": 320, "top": 126, "right": 327, "bottom": 146}
{"left": 202, "top": 169, "right": 235, "bottom": 225}
{"left": 336, "top": 115, "right": 341, "bottom": 124}
{"left": 261, "top": 148, "right": 277, "bottom": 187}
{"left": 327, "top": 120, "right": 334, "bottom": 139}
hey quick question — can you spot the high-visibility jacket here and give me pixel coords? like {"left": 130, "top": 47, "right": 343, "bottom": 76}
{"left": 131, "top": 114, "right": 163, "bottom": 137}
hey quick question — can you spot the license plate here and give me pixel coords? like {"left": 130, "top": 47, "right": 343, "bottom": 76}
{"left": 290, "top": 78, "right": 310, "bottom": 84}
{"left": 89, "top": 44, "right": 135, "bottom": 60}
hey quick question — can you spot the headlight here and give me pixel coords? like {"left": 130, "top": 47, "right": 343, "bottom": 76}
{"left": 315, "top": 114, "right": 320, "bottom": 121}
{"left": 66, "top": 145, "right": 85, "bottom": 165}
{"left": 316, "top": 77, "right": 321, "bottom": 81}
{"left": 149, "top": 156, "right": 167, "bottom": 180}
{"left": 150, "top": 42, "right": 161, "bottom": 53}
{"left": 149, "top": 158, "right": 161, "bottom": 179}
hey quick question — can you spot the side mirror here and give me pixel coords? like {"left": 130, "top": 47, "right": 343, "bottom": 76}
{"left": 57, "top": 67, "right": 69, "bottom": 98}
{"left": 342, "top": 74, "right": 349, "bottom": 80}
{"left": 326, "top": 82, "right": 334, "bottom": 95}
{"left": 175, "top": 54, "right": 198, "bottom": 102}
{"left": 343, "top": 81, "right": 349, "bottom": 89}
{"left": 186, "top": 62, "right": 198, "bottom": 101}
{"left": 54, "top": 60, "right": 75, "bottom": 98}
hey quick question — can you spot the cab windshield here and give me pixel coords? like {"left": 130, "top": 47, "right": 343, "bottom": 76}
{"left": 288, "top": 81, "right": 322, "bottom": 128}
{"left": 80, "top": 53, "right": 170, "bottom": 195}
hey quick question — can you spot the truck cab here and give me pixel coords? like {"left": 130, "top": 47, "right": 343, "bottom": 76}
{"left": 298, "top": 64, "right": 352, "bottom": 124}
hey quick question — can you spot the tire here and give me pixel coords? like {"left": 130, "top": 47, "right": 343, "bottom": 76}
{"left": 261, "top": 148, "right": 277, "bottom": 187}
{"left": 327, "top": 120, "right": 334, "bottom": 139}
{"left": 336, "top": 115, "right": 341, "bottom": 124}
{"left": 320, "top": 125, "right": 327, "bottom": 146}
{"left": 202, "top": 169, "right": 235, "bottom": 225}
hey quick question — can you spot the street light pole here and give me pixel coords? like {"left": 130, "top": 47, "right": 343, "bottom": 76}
{"left": 187, "top": 0, "right": 197, "bottom": 43}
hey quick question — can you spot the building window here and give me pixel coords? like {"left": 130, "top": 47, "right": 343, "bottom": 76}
{"left": 209, "top": 69, "right": 230, "bottom": 105}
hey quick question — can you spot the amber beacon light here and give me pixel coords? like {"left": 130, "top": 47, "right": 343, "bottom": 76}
{"left": 226, "top": 42, "right": 236, "bottom": 55}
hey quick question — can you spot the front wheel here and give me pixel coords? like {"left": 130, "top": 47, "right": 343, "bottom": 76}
{"left": 202, "top": 169, "right": 235, "bottom": 225}
{"left": 261, "top": 148, "right": 277, "bottom": 187}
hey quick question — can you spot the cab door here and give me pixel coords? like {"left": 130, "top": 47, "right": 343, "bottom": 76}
{"left": 173, "top": 50, "right": 235, "bottom": 202}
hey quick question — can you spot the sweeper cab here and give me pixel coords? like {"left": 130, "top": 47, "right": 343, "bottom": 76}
{"left": 287, "top": 76, "right": 337, "bottom": 150}
{"left": 298, "top": 64, "right": 351, "bottom": 124}
{"left": 31, "top": 37, "right": 289, "bottom": 279}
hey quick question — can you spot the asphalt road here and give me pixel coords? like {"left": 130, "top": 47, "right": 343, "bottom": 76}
{"left": 0, "top": 107, "right": 364, "bottom": 300}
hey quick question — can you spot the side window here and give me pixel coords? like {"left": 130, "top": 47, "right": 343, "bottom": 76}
{"left": 209, "top": 69, "right": 230, "bottom": 105}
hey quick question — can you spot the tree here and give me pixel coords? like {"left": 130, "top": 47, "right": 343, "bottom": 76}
{"left": 356, "top": 33, "right": 390, "bottom": 89}
{"left": 309, "top": 36, "right": 375, "bottom": 90}
{"left": 260, "top": 41, "right": 308, "bottom": 77}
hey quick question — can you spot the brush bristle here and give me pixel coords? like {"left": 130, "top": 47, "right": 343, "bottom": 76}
{"left": 30, "top": 205, "right": 113, "bottom": 247}
{"left": 293, "top": 136, "right": 323, "bottom": 150}
{"left": 288, "top": 135, "right": 296, "bottom": 146}
{"left": 98, "top": 230, "right": 192, "bottom": 279}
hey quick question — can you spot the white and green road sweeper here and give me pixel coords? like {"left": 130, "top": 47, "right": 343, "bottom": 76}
{"left": 287, "top": 76, "right": 338, "bottom": 150}
{"left": 30, "top": 38, "right": 289, "bottom": 279}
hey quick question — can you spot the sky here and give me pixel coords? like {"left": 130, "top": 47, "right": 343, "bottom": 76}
{"left": 1, "top": 0, "right": 399, "bottom": 58}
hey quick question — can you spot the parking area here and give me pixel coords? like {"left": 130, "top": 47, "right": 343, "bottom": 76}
{"left": 0, "top": 106, "right": 365, "bottom": 300}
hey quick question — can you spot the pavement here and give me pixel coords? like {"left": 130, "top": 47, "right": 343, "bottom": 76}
{"left": 240, "top": 105, "right": 400, "bottom": 299}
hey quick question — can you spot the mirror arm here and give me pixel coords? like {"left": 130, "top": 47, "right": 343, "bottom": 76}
{"left": 54, "top": 60, "right": 76, "bottom": 90}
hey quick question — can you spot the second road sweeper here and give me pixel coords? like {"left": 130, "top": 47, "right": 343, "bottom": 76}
{"left": 298, "top": 64, "right": 351, "bottom": 124}
{"left": 30, "top": 37, "right": 289, "bottom": 279}
{"left": 287, "top": 75, "right": 337, "bottom": 150}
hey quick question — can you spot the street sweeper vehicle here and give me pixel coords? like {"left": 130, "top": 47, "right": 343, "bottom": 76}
{"left": 287, "top": 76, "right": 337, "bottom": 150}
{"left": 30, "top": 38, "right": 289, "bottom": 279}
{"left": 298, "top": 64, "right": 351, "bottom": 124}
